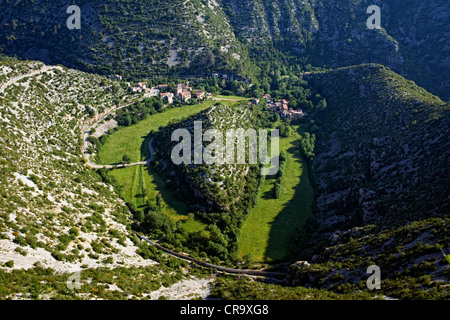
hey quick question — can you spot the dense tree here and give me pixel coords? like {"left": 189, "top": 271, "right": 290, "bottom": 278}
{"left": 142, "top": 211, "right": 174, "bottom": 235}
{"left": 122, "top": 154, "right": 132, "bottom": 164}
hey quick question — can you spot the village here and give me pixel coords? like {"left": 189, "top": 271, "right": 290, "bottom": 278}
{"left": 128, "top": 80, "right": 212, "bottom": 104}
{"left": 113, "top": 74, "right": 304, "bottom": 120}
{"left": 249, "top": 94, "right": 305, "bottom": 120}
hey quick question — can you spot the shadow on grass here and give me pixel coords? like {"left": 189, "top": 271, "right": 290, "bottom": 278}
{"left": 140, "top": 132, "right": 153, "bottom": 161}
{"left": 139, "top": 135, "right": 208, "bottom": 230}
{"left": 263, "top": 142, "right": 314, "bottom": 263}
{"left": 261, "top": 176, "right": 276, "bottom": 200}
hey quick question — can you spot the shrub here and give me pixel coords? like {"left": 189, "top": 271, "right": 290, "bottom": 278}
{"left": 445, "top": 255, "right": 450, "bottom": 264}
{"left": 273, "top": 183, "right": 282, "bottom": 199}
{"left": 103, "top": 256, "right": 114, "bottom": 264}
{"left": 14, "top": 247, "right": 27, "bottom": 256}
{"left": 25, "top": 234, "right": 38, "bottom": 249}
{"left": 69, "top": 227, "right": 79, "bottom": 237}
{"left": 221, "top": 90, "right": 234, "bottom": 96}
{"left": 142, "top": 211, "right": 174, "bottom": 235}
{"left": 122, "top": 154, "right": 132, "bottom": 164}
{"left": 13, "top": 235, "right": 27, "bottom": 247}
{"left": 5, "top": 260, "right": 14, "bottom": 268}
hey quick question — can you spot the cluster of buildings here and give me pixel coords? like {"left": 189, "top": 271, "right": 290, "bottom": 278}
{"left": 299, "top": 72, "right": 312, "bottom": 77}
{"left": 249, "top": 94, "right": 305, "bottom": 120}
{"left": 125, "top": 75, "right": 305, "bottom": 120}
{"left": 131, "top": 82, "right": 210, "bottom": 105}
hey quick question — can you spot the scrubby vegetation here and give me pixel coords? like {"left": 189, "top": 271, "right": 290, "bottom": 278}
{"left": 152, "top": 103, "right": 273, "bottom": 213}
{"left": 0, "top": 57, "right": 153, "bottom": 272}
{"left": 136, "top": 103, "right": 274, "bottom": 264}
{"left": 0, "top": 254, "right": 213, "bottom": 300}
{"left": 0, "top": 43, "right": 449, "bottom": 301}
{"left": 2, "top": 0, "right": 449, "bottom": 101}
{"left": 282, "top": 64, "right": 450, "bottom": 299}
{"left": 308, "top": 64, "right": 449, "bottom": 230}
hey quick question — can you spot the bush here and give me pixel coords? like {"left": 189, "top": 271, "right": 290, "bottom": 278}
{"left": 13, "top": 235, "right": 27, "bottom": 247}
{"left": 221, "top": 90, "right": 234, "bottom": 96}
{"left": 14, "top": 247, "right": 27, "bottom": 256}
{"left": 103, "top": 256, "right": 114, "bottom": 264}
{"left": 133, "top": 210, "right": 145, "bottom": 223}
{"left": 122, "top": 154, "right": 132, "bottom": 164}
{"left": 273, "top": 183, "right": 282, "bottom": 199}
{"left": 142, "top": 211, "right": 174, "bottom": 235}
{"left": 69, "top": 227, "right": 79, "bottom": 237}
{"left": 445, "top": 255, "right": 450, "bottom": 264}
{"left": 5, "top": 260, "right": 14, "bottom": 268}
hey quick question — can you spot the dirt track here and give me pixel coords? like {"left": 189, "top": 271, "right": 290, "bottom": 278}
{"left": 134, "top": 232, "right": 286, "bottom": 281}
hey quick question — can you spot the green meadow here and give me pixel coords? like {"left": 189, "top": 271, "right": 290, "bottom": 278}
{"left": 98, "top": 100, "right": 222, "bottom": 165}
{"left": 109, "top": 165, "right": 205, "bottom": 233}
{"left": 237, "top": 126, "right": 314, "bottom": 262}
{"left": 99, "top": 100, "right": 314, "bottom": 259}
{"left": 212, "top": 94, "right": 250, "bottom": 101}
{"left": 99, "top": 99, "right": 239, "bottom": 233}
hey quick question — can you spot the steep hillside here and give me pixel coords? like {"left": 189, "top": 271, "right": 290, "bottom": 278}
{"left": 1, "top": 0, "right": 448, "bottom": 100}
{"left": 308, "top": 64, "right": 449, "bottom": 232}
{"left": 153, "top": 103, "right": 267, "bottom": 213}
{"left": 310, "top": 0, "right": 450, "bottom": 101}
{"left": 285, "top": 64, "right": 450, "bottom": 299}
{"left": 0, "top": 0, "right": 250, "bottom": 78}
{"left": 0, "top": 56, "right": 152, "bottom": 271}
{"left": 222, "top": 0, "right": 450, "bottom": 100}
{"left": 222, "top": 0, "right": 318, "bottom": 51}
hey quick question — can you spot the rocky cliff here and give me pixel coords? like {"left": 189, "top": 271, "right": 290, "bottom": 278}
{"left": 1, "top": 0, "right": 449, "bottom": 100}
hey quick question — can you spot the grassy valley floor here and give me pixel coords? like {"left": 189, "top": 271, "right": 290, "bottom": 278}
{"left": 97, "top": 100, "right": 314, "bottom": 263}
{"left": 97, "top": 99, "right": 245, "bottom": 233}
{"left": 109, "top": 165, "right": 206, "bottom": 233}
{"left": 238, "top": 125, "right": 314, "bottom": 262}
{"left": 98, "top": 100, "right": 221, "bottom": 165}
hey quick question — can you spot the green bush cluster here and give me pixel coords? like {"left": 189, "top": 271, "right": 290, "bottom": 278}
{"left": 272, "top": 151, "right": 287, "bottom": 199}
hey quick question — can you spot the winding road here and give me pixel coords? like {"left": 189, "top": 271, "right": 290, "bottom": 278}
{"left": 84, "top": 137, "right": 154, "bottom": 170}
{"left": 0, "top": 65, "right": 63, "bottom": 94}
{"left": 82, "top": 100, "right": 155, "bottom": 169}
{"left": 134, "top": 232, "right": 286, "bottom": 280}
{"left": 81, "top": 96, "right": 285, "bottom": 280}
{"left": 3, "top": 62, "right": 285, "bottom": 281}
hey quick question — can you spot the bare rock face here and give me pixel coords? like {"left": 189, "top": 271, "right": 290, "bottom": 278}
{"left": 2, "top": 1, "right": 449, "bottom": 100}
